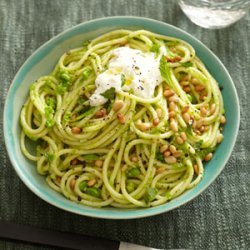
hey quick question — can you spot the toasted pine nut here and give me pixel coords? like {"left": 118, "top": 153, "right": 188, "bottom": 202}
{"left": 191, "top": 78, "right": 200, "bottom": 85}
{"left": 169, "top": 145, "right": 176, "bottom": 154}
{"left": 195, "top": 130, "right": 201, "bottom": 135}
{"left": 113, "top": 100, "right": 124, "bottom": 112}
{"left": 71, "top": 127, "right": 82, "bottom": 134}
{"left": 200, "top": 107, "right": 208, "bottom": 117}
{"left": 183, "top": 112, "right": 190, "bottom": 124}
{"left": 169, "top": 95, "right": 179, "bottom": 103}
{"left": 121, "top": 164, "right": 128, "bottom": 172}
{"left": 169, "top": 111, "right": 175, "bottom": 118}
{"left": 56, "top": 176, "right": 61, "bottom": 183}
{"left": 71, "top": 159, "right": 78, "bottom": 165}
{"left": 137, "top": 122, "right": 151, "bottom": 131}
{"left": 131, "top": 156, "right": 138, "bottom": 162}
{"left": 196, "top": 118, "right": 204, "bottom": 129}
{"left": 210, "top": 103, "right": 216, "bottom": 114}
{"left": 199, "top": 126, "right": 205, "bottom": 132}
{"left": 183, "top": 86, "right": 191, "bottom": 93}
{"left": 156, "top": 167, "right": 165, "bottom": 174}
{"left": 170, "top": 118, "right": 178, "bottom": 132}
{"left": 217, "top": 134, "right": 224, "bottom": 143}
{"left": 192, "top": 119, "right": 197, "bottom": 129}
{"left": 182, "top": 105, "right": 189, "bottom": 114}
{"left": 169, "top": 102, "right": 177, "bottom": 112}
{"left": 199, "top": 91, "right": 207, "bottom": 100}
{"left": 153, "top": 118, "right": 159, "bottom": 126}
{"left": 164, "top": 156, "right": 177, "bottom": 164}
{"left": 181, "top": 75, "right": 189, "bottom": 81}
{"left": 176, "top": 136, "right": 184, "bottom": 144}
{"left": 180, "top": 80, "right": 189, "bottom": 86}
{"left": 156, "top": 108, "right": 162, "bottom": 118}
{"left": 204, "top": 153, "right": 213, "bottom": 162}
{"left": 95, "top": 108, "right": 107, "bottom": 118}
{"left": 87, "top": 179, "right": 96, "bottom": 187}
{"left": 95, "top": 160, "right": 103, "bottom": 167}
{"left": 160, "top": 144, "right": 169, "bottom": 153}
{"left": 117, "top": 113, "right": 125, "bottom": 124}
{"left": 163, "top": 89, "right": 175, "bottom": 98}
{"left": 70, "top": 179, "right": 76, "bottom": 190}
{"left": 195, "top": 84, "right": 205, "bottom": 92}
{"left": 193, "top": 164, "right": 199, "bottom": 175}
{"left": 220, "top": 115, "right": 226, "bottom": 124}
{"left": 164, "top": 150, "right": 171, "bottom": 157}
{"left": 173, "top": 150, "right": 182, "bottom": 158}
{"left": 180, "top": 132, "right": 187, "bottom": 141}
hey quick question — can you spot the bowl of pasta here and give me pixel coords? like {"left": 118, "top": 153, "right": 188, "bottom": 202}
{"left": 4, "top": 16, "right": 239, "bottom": 219}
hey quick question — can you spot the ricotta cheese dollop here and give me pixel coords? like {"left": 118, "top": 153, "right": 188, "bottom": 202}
{"left": 89, "top": 47, "right": 163, "bottom": 106}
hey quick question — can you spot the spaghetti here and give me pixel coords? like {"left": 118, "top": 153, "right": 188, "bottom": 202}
{"left": 20, "top": 29, "right": 226, "bottom": 208}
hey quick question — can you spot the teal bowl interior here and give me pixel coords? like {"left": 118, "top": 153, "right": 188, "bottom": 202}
{"left": 4, "top": 17, "right": 240, "bottom": 219}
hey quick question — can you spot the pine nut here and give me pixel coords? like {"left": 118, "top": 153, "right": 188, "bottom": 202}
{"left": 169, "top": 111, "right": 175, "bottom": 118}
{"left": 163, "top": 89, "right": 175, "bottom": 98}
{"left": 164, "top": 156, "right": 177, "bottom": 164}
{"left": 113, "top": 100, "right": 124, "bottom": 112}
{"left": 183, "top": 86, "right": 191, "bottom": 93}
{"left": 199, "top": 91, "right": 207, "bottom": 100}
{"left": 164, "top": 150, "right": 171, "bottom": 157}
{"left": 199, "top": 126, "right": 205, "bottom": 132}
{"left": 180, "top": 132, "right": 187, "bottom": 141}
{"left": 169, "top": 95, "right": 179, "bottom": 103}
{"left": 182, "top": 105, "right": 189, "bottom": 114}
{"left": 71, "top": 127, "right": 82, "bottom": 134}
{"left": 160, "top": 144, "right": 169, "bottom": 153}
{"left": 71, "top": 159, "right": 78, "bottom": 165}
{"left": 156, "top": 167, "right": 165, "bottom": 174}
{"left": 87, "top": 179, "right": 96, "bottom": 187}
{"left": 191, "top": 78, "right": 200, "bottom": 85}
{"left": 173, "top": 150, "right": 182, "bottom": 158}
{"left": 153, "top": 118, "right": 160, "bottom": 126}
{"left": 95, "top": 160, "right": 103, "bottom": 167}
{"left": 195, "top": 84, "right": 205, "bottom": 92}
{"left": 181, "top": 75, "right": 189, "bottom": 81}
{"left": 196, "top": 118, "right": 204, "bottom": 129}
{"left": 121, "top": 164, "right": 128, "bottom": 172}
{"left": 183, "top": 112, "right": 190, "bottom": 124}
{"left": 170, "top": 118, "right": 178, "bottom": 132}
{"left": 180, "top": 80, "right": 189, "bottom": 86}
{"left": 70, "top": 179, "right": 76, "bottom": 190}
{"left": 169, "top": 102, "right": 177, "bottom": 112}
{"left": 156, "top": 108, "right": 162, "bottom": 118}
{"left": 192, "top": 119, "right": 197, "bottom": 129}
{"left": 137, "top": 122, "right": 151, "bottom": 131}
{"left": 204, "top": 153, "right": 213, "bottom": 162}
{"left": 220, "top": 115, "right": 226, "bottom": 124}
{"left": 176, "top": 136, "right": 184, "bottom": 144}
{"left": 169, "top": 145, "right": 176, "bottom": 154}
{"left": 95, "top": 108, "right": 107, "bottom": 118}
{"left": 131, "top": 156, "right": 138, "bottom": 162}
{"left": 217, "top": 134, "right": 224, "bottom": 143}
{"left": 200, "top": 106, "right": 208, "bottom": 117}
{"left": 117, "top": 113, "right": 125, "bottom": 124}
{"left": 193, "top": 164, "right": 199, "bottom": 175}
{"left": 210, "top": 103, "right": 216, "bottom": 114}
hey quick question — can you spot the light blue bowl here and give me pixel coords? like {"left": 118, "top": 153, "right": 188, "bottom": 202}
{"left": 4, "top": 17, "right": 240, "bottom": 219}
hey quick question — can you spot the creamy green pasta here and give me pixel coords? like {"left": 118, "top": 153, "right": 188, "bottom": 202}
{"left": 20, "top": 29, "right": 226, "bottom": 208}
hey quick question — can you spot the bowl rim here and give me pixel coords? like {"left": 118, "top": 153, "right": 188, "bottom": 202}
{"left": 3, "top": 16, "right": 240, "bottom": 219}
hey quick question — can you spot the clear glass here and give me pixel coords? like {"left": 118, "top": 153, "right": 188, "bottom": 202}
{"left": 178, "top": 0, "right": 250, "bottom": 29}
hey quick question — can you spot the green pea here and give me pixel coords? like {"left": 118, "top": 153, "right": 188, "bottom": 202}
{"left": 127, "top": 167, "right": 140, "bottom": 178}
{"left": 79, "top": 181, "right": 87, "bottom": 192}
{"left": 144, "top": 187, "right": 158, "bottom": 204}
{"left": 86, "top": 187, "right": 101, "bottom": 198}
{"left": 126, "top": 182, "right": 135, "bottom": 193}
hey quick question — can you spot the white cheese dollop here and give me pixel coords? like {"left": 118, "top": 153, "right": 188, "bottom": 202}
{"left": 89, "top": 47, "right": 163, "bottom": 106}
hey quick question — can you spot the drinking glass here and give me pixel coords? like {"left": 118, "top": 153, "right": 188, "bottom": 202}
{"left": 178, "top": 0, "right": 250, "bottom": 29}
